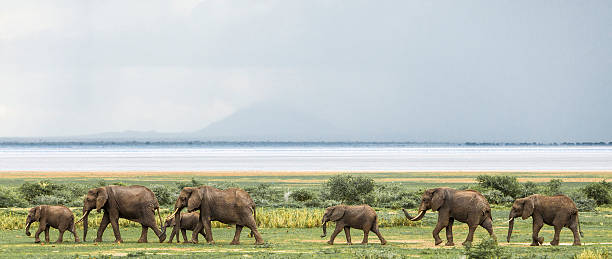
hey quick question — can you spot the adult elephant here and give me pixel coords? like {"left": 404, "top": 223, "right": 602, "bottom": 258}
{"left": 403, "top": 187, "right": 496, "bottom": 246}
{"left": 507, "top": 194, "right": 583, "bottom": 246}
{"left": 76, "top": 185, "right": 166, "bottom": 243}
{"left": 166, "top": 186, "right": 264, "bottom": 245}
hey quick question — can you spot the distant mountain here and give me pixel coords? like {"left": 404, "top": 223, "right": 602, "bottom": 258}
{"left": 193, "top": 103, "right": 344, "bottom": 141}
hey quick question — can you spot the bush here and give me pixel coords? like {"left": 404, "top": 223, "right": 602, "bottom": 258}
{"left": 581, "top": 180, "right": 612, "bottom": 205}
{"left": 522, "top": 181, "right": 541, "bottom": 197}
{"left": 570, "top": 191, "right": 597, "bottom": 211}
{"left": 289, "top": 189, "right": 314, "bottom": 202}
{"left": 373, "top": 184, "right": 420, "bottom": 209}
{"left": 476, "top": 175, "right": 523, "bottom": 199}
{"left": 464, "top": 237, "right": 509, "bottom": 259}
{"left": 245, "top": 183, "right": 283, "bottom": 207}
{"left": 31, "top": 195, "right": 67, "bottom": 206}
{"left": 150, "top": 184, "right": 177, "bottom": 206}
{"left": 482, "top": 189, "right": 514, "bottom": 205}
{"left": 18, "top": 181, "right": 61, "bottom": 203}
{"left": 323, "top": 174, "right": 375, "bottom": 205}
{"left": 0, "top": 186, "right": 28, "bottom": 208}
{"left": 175, "top": 178, "right": 203, "bottom": 190}
{"left": 544, "top": 179, "right": 563, "bottom": 196}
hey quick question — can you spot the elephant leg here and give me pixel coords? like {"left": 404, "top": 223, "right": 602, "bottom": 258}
{"left": 57, "top": 229, "right": 65, "bottom": 243}
{"left": 361, "top": 223, "right": 372, "bottom": 245}
{"left": 34, "top": 225, "right": 44, "bottom": 243}
{"left": 138, "top": 226, "right": 149, "bottom": 243}
{"left": 182, "top": 229, "right": 188, "bottom": 243}
{"left": 244, "top": 218, "right": 264, "bottom": 245}
{"left": 480, "top": 217, "right": 497, "bottom": 241}
{"left": 462, "top": 225, "right": 477, "bottom": 247}
{"left": 531, "top": 219, "right": 544, "bottom": 246}
{"left": 230, "top": 225, "right": 243, "bottom": 245}
{"left": 445, "top": 217, "right": 455, "bottom": 246}
{"left": 550, "top": 225, "right": 562, "bottom": 246}
{"left": 108, "top": 211, "right": 123, "bottom": 243}
{"left": 344, "top": 226, "right": 352, "bottom": 245}
{"left": 327, "top": 223, "right": 344, "bottom": 245}
{"left": 202, "top": 220, "right": 214, "bottom": 244}
{"left": 69, "top": 223, "right": 80, "bottom": 243}
{"left": 44, "top": 226, "right": 50, "bottom": 243}
{"left": 569, "top": 224, "right": 581, "bottom": 246}
{"left": 371, "top": 224, "right": 386, "bottom": 245}
{"left": 433, "top": 211, "right": 449, "bottom": 246}
{"left": 95, "top": 212, "right": 110, "bottom": 242}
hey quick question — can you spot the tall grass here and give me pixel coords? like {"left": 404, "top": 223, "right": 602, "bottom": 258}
{"left": 0, "top": 207, "right": 417, "bottom": 230}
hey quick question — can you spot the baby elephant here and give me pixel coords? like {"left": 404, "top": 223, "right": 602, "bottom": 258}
{"left": 507, "top": 194, "right": 583, "bottom": 246}
{"left": 25, "top": 205, "right": 80, "bottom": 243}
{"left": 163, "top": 212, "right": 206, "bottom": 243}
{"left": 321, "top": 204, "right": 387, "bottom": 245}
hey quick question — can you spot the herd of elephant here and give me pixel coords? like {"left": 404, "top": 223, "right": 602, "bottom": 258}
{"left": 24, "top": 185, "right": 584, "bottom": 247}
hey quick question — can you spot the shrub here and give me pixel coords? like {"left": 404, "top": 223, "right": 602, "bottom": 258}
{"left": 544, "top": 179, "right": 563, "bottom": 196}
{"left": 18, "top": 181, "right": 61, "bottom": 203}
{"left": 569, "top": 191, "right": 597, "bottom": 211}
{"left": 289, "top": 189, "right": 314, "bottom": 202}
{"left": 476, "top": 175, "right": 523, "bottom": 199}
{"left": 175, "top": 178, "right": 203, "bottom": 190}
{"left": 150, "top": 184, "right": 177, "bottom": 206}
{"left": 31, "top": 195, "right": 67, "bottom": 206}
{"left": 482, "top": 189, "right": 513, "bottom": 205}
{"left": 464, "top": 237, "right": 509, "bottom": 259}
{"left": 574, "top": 248, "right": 609, "bottom": 259}
{"left": 244, "top": 183, "right": 283, "bottom": 207}
{"left": 323, "top": 174, "right": 375, "bottom": 205}
{"left": 581, "top": 180, "right": 612, "bottom": 205}
{"left": 373, "top": 184, "right": 420, "bottom": 209}
{"left": 0, "top": 186, "right": 28, "bottom": 208}
{"left": 522, "top": 181, "right": 541, "bottom": 197}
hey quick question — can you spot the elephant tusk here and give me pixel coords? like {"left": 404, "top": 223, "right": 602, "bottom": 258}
{"left": 504, "top": 218, "right": 514, "bottom": 224}
{"left": 409, "top": 210, "right": 425, "bottom": 221}
{"left": 76, "top": 211, "right": 89, "bottom": 224}
{"left": 166, "top": 208, "right": 179, "bottom": 220}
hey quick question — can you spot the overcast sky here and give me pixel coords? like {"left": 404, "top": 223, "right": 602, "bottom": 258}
{"left": 1, "top": 0, "right": 611, "bottom": 142}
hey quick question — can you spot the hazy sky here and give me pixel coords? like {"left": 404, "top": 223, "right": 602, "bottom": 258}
{"left": 1, "top": 0, "right": 611, "bottom": 141}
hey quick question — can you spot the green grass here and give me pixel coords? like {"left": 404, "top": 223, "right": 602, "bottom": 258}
{"left": 0, "top": 171, "right": 611, "bottom": 258}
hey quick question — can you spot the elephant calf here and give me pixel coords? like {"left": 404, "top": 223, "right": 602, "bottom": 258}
{"left": 25, "top": 205, "right": 80, "bottom": 243}
{"left": 507, "top": 194, "right": 583, "bottom": 246}
{"left": 163, "top": 212, "right": 206, "bottom": 243}
{"left": 321, "top": 205, "right": 387, "bottom": 245}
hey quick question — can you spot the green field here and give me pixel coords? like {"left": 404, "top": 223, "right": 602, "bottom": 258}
{"left": 0, "top": 171, "right": 610, "bottom": 258}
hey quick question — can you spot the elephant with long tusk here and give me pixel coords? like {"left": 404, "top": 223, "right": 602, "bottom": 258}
{"left": 402, "top": 187, "right": 496, "bottom": 247}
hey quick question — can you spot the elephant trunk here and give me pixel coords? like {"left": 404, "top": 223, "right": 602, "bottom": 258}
{"left": 321, "top": 216, "right": 328, "bottom": 237}
{"left": 25, "top": 220, "right": 32, "bottom": 236}
{"left": 506, "top": 218, "right": 515, "bottom": 243}
{"left": 403, "top": 209, "right": 426, "bottom": 221}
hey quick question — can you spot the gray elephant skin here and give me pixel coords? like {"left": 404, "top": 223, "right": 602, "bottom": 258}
{"left": 163, "top": 212, "right": 206, "bottom": 243}
{"left": 168, "top": 186, "right": 264, "bottom": 245}
{"left": 507, "top": 194, "right": 583, "bottom": 246}
{"left": 76, "top": 185, "right": 166, "bottom": 243}
{"left": 25, "top": 205, "right": 80, "bottom": 243}
{"left": 321, "top": 204, "right": 387, "bottom": 245}
{"left": 403, "top": 187, "right": 496, "bottom": 246}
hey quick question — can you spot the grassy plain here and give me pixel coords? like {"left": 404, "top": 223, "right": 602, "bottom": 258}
{"left": 0, "top": 171, "right": 610, "bottom": 258}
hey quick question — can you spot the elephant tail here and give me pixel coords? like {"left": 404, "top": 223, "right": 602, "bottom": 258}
{"left": 572, "top": 212, "right": 584, "bottom": 238}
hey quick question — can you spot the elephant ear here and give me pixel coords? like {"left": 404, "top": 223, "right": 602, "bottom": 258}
{"left": 187, "top": 187, "right": 202, "bottom": 211}
{"left": 34, "top": 206, "right": 42, "bottom": 221}
{"left": 96, "top": 187, "right": 108, "bottom": 212}
{"left": 522, "top": 198, "right": 535, "bottom": 220}
{"left": 431, "top": 188, "right": 447, "bottom": 212}
{"left": 329, "top": 206, "right": 345, "bottom": 221}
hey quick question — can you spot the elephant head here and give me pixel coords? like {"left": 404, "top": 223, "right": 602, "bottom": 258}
{"left": 403, "top": 188, "right": 449, "bottom": 221}
{"left": 76, "top": 187, "right": 108, "bottom": 242}
{"left": 320, "top": 205, "right": 345, "bottom": 237}
{"left": 162, "top": 217, "right": 176, "bottom": 234}
{"left": 506, "top": 196, "right": 535, "bottom": 242}
{"left": 165, "top": 187, "right": 203, "bottom": 236}
{"left": 25, "top": 205, "right": 43, "bottom": 236}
